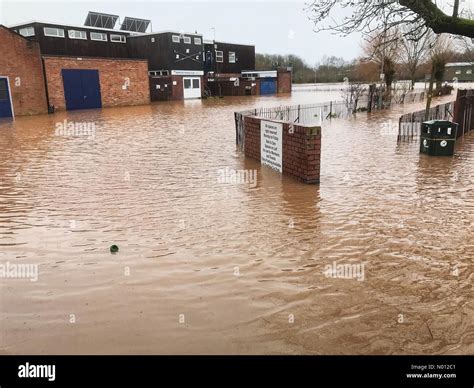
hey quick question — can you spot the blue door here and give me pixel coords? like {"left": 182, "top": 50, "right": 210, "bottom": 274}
{"left": 0, "top": 78, "right": 13, "bottom": 119}
{"left": 62, "top": 69, "right": 102, "bottom": 111}
{"left": 259, "top": 79, "right": 277, "bottom": 95}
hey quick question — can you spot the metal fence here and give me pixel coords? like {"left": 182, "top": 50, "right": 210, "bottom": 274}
{"left": 397, "top": 101, "right": 455, "bottom": 142}
{"left": 391, "top": 90, "right": 426, "bottom": 105}
{"left": 234, "top": 101, "right": 351, "bottom": 150}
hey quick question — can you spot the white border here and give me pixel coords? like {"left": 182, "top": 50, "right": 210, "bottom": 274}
{"left": 0, "top": 76, "right": 15, "bottom": 119}
{"left": 43, "top": 27, "right": 65, "bottom": 38}
{"left": 68, "top": 30, "right": 87, "bottom": 40}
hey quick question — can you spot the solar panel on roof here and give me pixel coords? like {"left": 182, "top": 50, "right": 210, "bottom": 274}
{"left": 84, "top": 11, "right": 119, "bottom": 29}
{"left": 120, "top": 17, "right": 150, "bottom": 33}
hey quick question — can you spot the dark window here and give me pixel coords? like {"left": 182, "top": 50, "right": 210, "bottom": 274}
{"left": 184, "top": 79, "right": 192, "bottom": 89}
{"left": 192, "top": 79, "right": 200, "bottom": 89}
{"left": 0, "top": 79, "right": 8, "bottom": 101}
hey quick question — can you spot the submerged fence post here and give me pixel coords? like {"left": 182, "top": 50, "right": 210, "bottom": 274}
{"left": 398, "top": 117, "right": 402, "bottom": 142}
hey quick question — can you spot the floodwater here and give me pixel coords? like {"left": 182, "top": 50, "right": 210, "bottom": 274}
{"left": 0, "top": 86, "right": 472, "bottom": 355}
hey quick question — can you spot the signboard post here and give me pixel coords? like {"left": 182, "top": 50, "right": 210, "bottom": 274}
{"left": 260, "top": 120, "right": 283, "bottom": 173}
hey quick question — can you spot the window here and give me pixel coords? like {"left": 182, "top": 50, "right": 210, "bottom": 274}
{"left": 184, "top": 79, "right": 192, "bottom": 89}
{"left": 467, "top": 69, "right": 473, "bottom": 75}
{"left": 455, "top": 70, "right": 462, "bottom": 75}
{"left": 110, "top": 34, "right": 126, "bottom": 43}
{"left": 68, "top": 30, "right": 87, "bottom": 40}
{"left": 148, "top": 70, "right": 169, "bottom": 76}
{"left": 172, "top": 35, "right": 180, "bottom": 43}
{"left": 44, "top": 27, "right": 65, "bottom": 38}
{"left": 183, "top": 36, "right": 191, "bottom": 44}
{"left": 90, "top": 32, "right": 107, "bottom": 41}
{"left": 229, "top": 51, "right": 236, "bottom": 64}
{"left": 19, "top": 27, "right": 35, "bottom": 37}
{"left": 215, "top": 50, "right": 223, "bottom": 63}
{"left": 192, "top": 79, "right": 200, "bottom": 89}
{"left": 194, "top": 37, "right": 202, "bottom": 45}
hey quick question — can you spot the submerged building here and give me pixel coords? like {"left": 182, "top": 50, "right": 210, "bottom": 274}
{"left": 445, "top": 62, "right": 474, "bottom": 83}
{"left": 0, "top": 11, "right": 291, "bottom": 118}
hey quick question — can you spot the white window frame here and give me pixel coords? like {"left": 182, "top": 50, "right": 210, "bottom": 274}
{"left": 183, "top": 36, "right": 191, "bottom": 44}
{"left": 19, "top": 27, "right": 35, "bottom": 37}
{"left": 110, "top": 34, "right": 126, "bottom": 43}
{"left": 455, "top": 70, "right": 462, "bottom": 75}
{"left": 90, "top": 32, "right": 108, "bottom": 42}
{"left": 466, "top": 69, "right": 473, "bottom": 75}
{"left": 172, "top": 35, "right": 180, "bottom": 43}
{"left": 194, "top": 37, "right": 202, "bottom": 45}
{"left": 44, "top": 27, "right": 65, "bottom": 38}
{"left": 0, "top": 76, "right": 15, "bottom": 118}
{"left": 148, "top": 70, "right": 169, "bottom": 76}
{"left": 68, "top": 30, "right": 87, "bottom": 40}
{"left": 215, "top": 50, "right": 224, "bottom": 63}
{"left": 228, "top": 51, "right": 236, "bottom": 64}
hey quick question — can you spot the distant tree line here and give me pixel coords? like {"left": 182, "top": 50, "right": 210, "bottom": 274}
{"left": 256, "top": 32, "right": 473, "bottom": 86}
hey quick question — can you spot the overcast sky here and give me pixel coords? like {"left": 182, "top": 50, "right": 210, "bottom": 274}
{"left": 1, "top": 0, "right": 472, "bottom": 66}
{"left": 0, "top": 0, "right": 363, "bottom": 65}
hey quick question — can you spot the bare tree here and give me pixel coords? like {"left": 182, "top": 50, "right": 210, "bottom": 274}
{"left": 342, "top": 82, "right": 367, "bottom": 114}
{"left": 362, "top": 28, "right": 399, "bottom": 91}
{"left": 454, "top": 9, "right": 474, "bottom": 61}
{"left": 424, "top": 34, "right": 455, "bottom": 119}
{"left": 398, "top": 24, "right": 435, "bottom": 90}
{"left": 306, "top": 0, "right": 474, "bottom": 39}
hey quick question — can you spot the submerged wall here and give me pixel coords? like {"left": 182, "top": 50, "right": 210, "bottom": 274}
{"left": 243, "top": 116, "right": 321, "bottom": 184}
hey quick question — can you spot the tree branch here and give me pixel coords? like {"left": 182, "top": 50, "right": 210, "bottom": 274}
{"left": 399, "top": 0, "right": 474, "bottom": 38}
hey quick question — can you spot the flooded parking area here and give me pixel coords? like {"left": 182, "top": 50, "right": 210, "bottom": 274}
{"left": 0, "top": 87, "right": 472, "bottom": 354}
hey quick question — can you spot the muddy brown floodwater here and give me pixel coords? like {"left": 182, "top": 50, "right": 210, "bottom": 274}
{"left": 0, "top": 87, "right": 472, "bottom": 355}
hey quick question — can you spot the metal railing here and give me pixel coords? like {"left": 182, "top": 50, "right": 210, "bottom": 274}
{"left": 234, "top": 101, "right": 350, "bottom": 150}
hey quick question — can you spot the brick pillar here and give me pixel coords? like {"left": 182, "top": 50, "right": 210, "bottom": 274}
{"left": 243, "top": 116, "right": 321, "bottom": 184}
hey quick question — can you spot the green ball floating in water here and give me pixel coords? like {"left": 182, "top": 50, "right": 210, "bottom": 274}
{"left": 110, "top": 245, "right": 119, "bottom": 253}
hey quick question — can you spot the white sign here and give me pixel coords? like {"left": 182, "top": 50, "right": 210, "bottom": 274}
{"left": 171, "top": 70, "right": 204, "bottom": 76}
{"left": 261, "top": 120, "right": 283, "bottom": 173}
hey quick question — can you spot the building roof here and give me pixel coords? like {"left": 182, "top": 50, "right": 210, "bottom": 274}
{"left": 204, "top": 39, "right": 254, "bottom": 47}
{"left": 127, "top": 30, "right": 203, "bottom": 38}
{"left": 9, "top": 20, "right": 206, "bottom": 39}
{"left": 8, "top": 20, "right": 255, "bottom": 47}
{"left": 446, "top": 62, "right": 474, "bottom": 67}
{"left": 8, "top": 20, "right": 134, "bottom": 34}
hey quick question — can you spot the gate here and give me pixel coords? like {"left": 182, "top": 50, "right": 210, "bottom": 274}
{"left": 259, "top": 79, "right": 276, "bottom": 95}
{"left": 62, "top": 69, "right": 102, "bottom": 111}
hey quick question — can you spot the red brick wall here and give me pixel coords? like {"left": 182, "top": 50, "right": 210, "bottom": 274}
{"left": 0, "top": 26, "right": 48, "bottom": 116}
{"left": 43, "top": 56, "right": 150, "bottom": 110}
{"left": 277, "top": 70, "right": 292, "bottom": 94}
{"left": 244, "top": 116, "right": 321, "bottom": 183}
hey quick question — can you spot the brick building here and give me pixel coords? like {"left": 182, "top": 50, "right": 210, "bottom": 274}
{"left": 42, "top": 56, "right": 150, "bottom": 111}
{"left": 0, "top": 26, "right": 48, "bottom": 118}
{"left": 3, "top": 11, "right": 291, "bottom": 116}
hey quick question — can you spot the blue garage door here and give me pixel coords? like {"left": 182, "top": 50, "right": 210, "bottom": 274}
{"left": 0, "top": 78, "right": 13, "bottom": 119}
{"left": 259, "top": 79, "right": 277, "bottom": 95}
{"left": 62, "top": 69, "right": 102, "bottom": 111}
